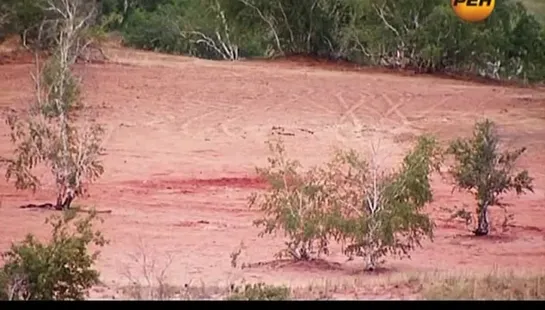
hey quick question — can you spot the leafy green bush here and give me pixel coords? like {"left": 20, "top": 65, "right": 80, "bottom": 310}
{"left": 0, "top": 0, "right": 46, "bottom": 44}
{"left": 327, "top": 136, "right": 440, "bottom": 270}
{"left": 122, "top": 7, "right": 191, "bottom": 54}
{"left": 249, "top": 139, "right": 335, "bottom": 261}
{"left": 122, "top": 0, "right": 255, "bottom": 60}
{"left": 250, "top": 136, "right": 440, "bottom": 270}
{"left": 447, "top": 119, "right": 534, "bottom": 236}
{"left": 226, "top": 283, "right": 291, "bottom": 300}
{"left": 0, "top": 210, "right": 108, "bottom": 300}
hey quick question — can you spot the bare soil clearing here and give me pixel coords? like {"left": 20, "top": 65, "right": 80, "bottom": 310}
{"left": 1, "top": 46, "right": 544, "bottom": 299}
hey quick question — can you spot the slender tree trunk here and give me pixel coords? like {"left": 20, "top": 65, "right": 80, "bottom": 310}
{"left": 55, "top": 192, "right": 64, "bottom": 210}
{"left": 365, "top": 254, "right": 376, "bottom": 271}
{"left": 55, "top": 188, "right": 74, "bottom": 210}
{"left": 61, "top": 191, "right": 74, "bottom": 209}
{"left": 474, "top": 201, "right": 490, "bottom": 236}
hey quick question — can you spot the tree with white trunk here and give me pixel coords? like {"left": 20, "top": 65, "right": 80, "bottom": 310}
{"left": 1, "top": 0, "right": 105, "bottom": 211}
{"left": 250, "top": 135, "right": 440, "bottom": 271}
{"left": 447, "top": 119, "right": 534, "bottom": 236}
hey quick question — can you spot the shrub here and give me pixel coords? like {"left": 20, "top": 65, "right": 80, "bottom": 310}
{"left": 324, "top": 136, "right": 440, "bottom": 270}
{"left": 226, "top": 283, "right": 291, "bottom": 300}
{"left": 447, "top": 119, "right": 534, "bottom": 236}
{"left": 250, "top": 136, "right": 440, "bottom": 270}
{"left": 2, "top": 0, "right": 105, "bottom": 210}
{"left": 122, "top": 0, "right": 246, "bottom": 60}
{"left": 249, "top": 138, "right": 335, "bottom": 261}
{"left": 0, "top": 0, "right": 47, "bottom": 45}
{"left": 0, "top": 210, "right": 108, "bottom": 300}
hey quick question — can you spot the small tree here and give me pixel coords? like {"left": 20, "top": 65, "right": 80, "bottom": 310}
{"left": 447, "top": 119, "right": 534, "bottom": 236}
{"left": 249, "top": 137, "right": 334, "bottom": 261}
{"left": 325, "top": 136, "right": 440, "bottom": 271}
{"left": 1, "top": 0, "right": 105, "bottom": 210}
{"left": 250, "top": 135, "right": 440, "bottom": 270}
{"left": 0, "top": 209, "right": 108, "bottom": 300}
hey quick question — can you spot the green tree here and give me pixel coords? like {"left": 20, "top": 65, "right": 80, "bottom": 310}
{"left": 249, "top": 138, "right": 334, "bottom": 261}
{"left": 447, "top": 119, "right": 534, "bottom": 236}
{"left": 250, "top": 135, "right": 440, "bottom": 270}
{"left": 324, "top": 136, "right": 440, "bottom": 270}
{"left": 1, "top": 0, "right": 105, "bottom": 210}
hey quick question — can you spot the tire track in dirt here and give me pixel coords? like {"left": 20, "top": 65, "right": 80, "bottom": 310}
{"left": 218, "top": 76, "right": 324, "bottom": 139}
{"left": 178, "top": 100, "right": 243, "bottom": 137}
{"left": 332, "top": 88, "right": 413, "bottom": 145}
{"left": 177, "top": 76, "right": 279, "bottom": 139}
{"left": 381, "top": 93, "right": 409, "bottom": 127}
{"left": 219, "top": 106, "right": 246, "bottom": 138}
{"left": 334, "top": 92, "right": 365, "bottom": 144}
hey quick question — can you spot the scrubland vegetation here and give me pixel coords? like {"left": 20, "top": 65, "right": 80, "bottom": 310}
{"left": 0, "top": 0, "right": 543, "bottom": 300}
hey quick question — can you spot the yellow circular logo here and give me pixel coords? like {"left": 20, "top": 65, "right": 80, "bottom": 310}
{"left": 451, "top": 0, "right": 495, "bottom": 23}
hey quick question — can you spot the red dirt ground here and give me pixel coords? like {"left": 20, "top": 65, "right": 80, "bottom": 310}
{"left": 1, "top": 45, "right": 544, "bottom": 299}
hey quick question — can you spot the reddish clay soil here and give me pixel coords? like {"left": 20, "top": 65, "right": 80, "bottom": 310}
{"left": 1, "top": 45, "right": 545, "bottom": 299}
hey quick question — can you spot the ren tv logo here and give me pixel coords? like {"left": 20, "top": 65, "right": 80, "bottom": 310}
{"left": 451, "top": 0, "right": 496, "bottom": 23}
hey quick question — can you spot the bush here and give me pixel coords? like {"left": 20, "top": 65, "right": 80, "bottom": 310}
{"left": 2, "top": 0, "right": 105, "bottom": 210}
{"left": 0, "top": 0, "right": 46, "bottom": 45}
{"left": 122, "top": 0, "right": 250, "bottom": 60}
{"left": 447, "top": 119, "right": 534, "bottom": 236}
{"left": 327, "top": 136, "right": 440, "bottom": 270}
{"left": 249, "top": 139, "right": 334, "bottom": 261}
{"left": 3, "top": 0, "right": 545, "bottom": 81}
{"left": 250, "top": 136, "right": 440, "bottom": 270}
{"left": 121, "top": 6, "right": 192, "bottom": 54}
{"left": 0, "top": 210, "right": 108, "bottom": 300}
{"left": 226, "top": 283, "right": 291, "bottom": 300}
{"left": 4, "top": 0, "right": 545, "bottom": 81}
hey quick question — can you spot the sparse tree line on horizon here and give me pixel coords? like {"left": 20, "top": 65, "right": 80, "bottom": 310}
{"left": 0, "top": 0, "right": 538, "bottom": 301}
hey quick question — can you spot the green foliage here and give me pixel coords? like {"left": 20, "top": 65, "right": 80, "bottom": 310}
{"left": 0, "top": 210, "right": 108, "bottom": 300}
{"left": 250, "top": 136, "right": 439, "bottom": 270}
{"left": 41, "top": 55, "right": 83, "bottom": 115}
{"left": 122, "top": 0, "right": 246, "bottom": 60}
{"left": 0, "top": 0, "right": 46, "bottom": 44}
{"left": 2, "top": 0, "right": 105, "bottom": 210}
{"left": 226, "top": 283, "right": 291, "bottom": 300}
{"left": 249, "top": 138, "right": 334, "bottom": 260}
{"left": 121, "top": 5, "right": 191, "bottom": 54}
{"left": 3, "top": 0, "right": 545, "bottom": 81}
{"left": 447, "top": 119, "right": 534, "bottom": 236}
{"left": 519, "top": 0, "right": 545, "bottom": 24}
{"left": 325, "top": 136, "right": 440, "bottom": 270}
{"left": 109, "top": 0, "right": 545, "bottom": 82}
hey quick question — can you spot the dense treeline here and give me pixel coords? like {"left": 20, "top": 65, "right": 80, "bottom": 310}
{"left": 1, "top": 0, "right": 544, "bottom": 82}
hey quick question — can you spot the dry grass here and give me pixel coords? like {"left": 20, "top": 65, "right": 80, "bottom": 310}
{"left": 111, "top": 268, "right": 545, "bottom": 300}
{"left": 421, "top": 271, "right": 545, "bottom": 300}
